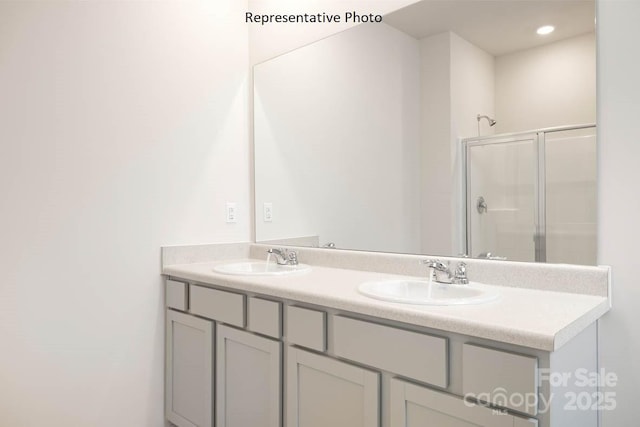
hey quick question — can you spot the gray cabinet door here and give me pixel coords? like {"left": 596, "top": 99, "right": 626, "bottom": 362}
{"left": 287, "top": 347, "right": 380, "bottom": 427}
{"left": 390, "top": 378, "right": 537, "bottom": 427}
{"left": 166, "top": 309, "right": 214, "bottom": 427}
{"left": 216, "top": 325, "right": 281, "bottom": 427}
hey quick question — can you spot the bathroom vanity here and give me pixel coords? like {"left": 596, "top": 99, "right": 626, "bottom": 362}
{"left": 162, "top": 243, "right": 610, "bottom": 427}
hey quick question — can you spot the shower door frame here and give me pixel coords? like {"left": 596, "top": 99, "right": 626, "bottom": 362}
{"left": 461, "top": 123, "right": 596, "bottom": 262}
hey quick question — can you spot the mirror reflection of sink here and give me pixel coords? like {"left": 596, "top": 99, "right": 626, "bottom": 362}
{"left": 213, "top": 261, "right": 311, "bottom": 276}
{"left": 358, "top": 280, "right": 499, "bottom": 306}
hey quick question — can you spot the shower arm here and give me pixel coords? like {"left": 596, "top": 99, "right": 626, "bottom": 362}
{"left": 477, "top": 114, "right": 497, "bottom": 136}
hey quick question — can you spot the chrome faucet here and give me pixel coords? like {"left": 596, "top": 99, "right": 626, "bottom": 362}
{"left": 267, "top": 248, "right": 299, "bottom": 266}
{"left": 422, "top": 259, "right": 469, "bottom": 285}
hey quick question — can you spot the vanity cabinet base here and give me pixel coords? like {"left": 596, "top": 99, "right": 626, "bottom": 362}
{"left": 164, "top": 278, "right": 600, "bottom": 427}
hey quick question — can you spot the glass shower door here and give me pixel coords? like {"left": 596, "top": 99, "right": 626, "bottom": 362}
{"left": 466, "top": 136, "right": 537, "bottom": 262}
{"left": 544, "top": 127, "right": 597, "bottom": 265}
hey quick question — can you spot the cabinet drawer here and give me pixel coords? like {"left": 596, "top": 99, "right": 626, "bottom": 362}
{"left": 463, "top": 343, "right": 538, "bottom": 416}
{"left": 248, "top": 297, "right": 282, "bottom": 338}
{"left": 286, "top": 306, "right": 326, "bottom": 351}
{"left": 166, "top": 279, "right": 187, "bottom": 310}
{"left": 333, "top": 316, "right": 448, "bottom": 388}
{"left": 190, "top": 285, "right": 245, "bottom": 327}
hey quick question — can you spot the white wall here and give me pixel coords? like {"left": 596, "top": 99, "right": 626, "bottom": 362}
{"left": 495, "top": 32, "right": 596, "bottom": 133}
{"left": 254, "top": 23, "right": 421, "bottom": 253}
{"left": 0, "top": 2, "right": 250, "bottom": 426}
{"left": 420, "top": 32, "right": 494, "bottom": 255}
{"left": 597, "top": 1, "right": 640, "bottom": 425}
{"left": 449, "top": 33, "right": 495, "bottom": 252}
{"left": 419, "top": 32, "right": 453, "bottom": 255}
{"left": 450, "top": 32, "right": 495, "bottom": 142}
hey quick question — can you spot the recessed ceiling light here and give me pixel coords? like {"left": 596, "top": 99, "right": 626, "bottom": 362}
{"left": 536, "top": 25, "right": 555, "bottom": 35}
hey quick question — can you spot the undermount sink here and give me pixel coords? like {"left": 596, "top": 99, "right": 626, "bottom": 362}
{"left": 213, "top": 261, "right": 311, "bottom": 276}
{"left": 358, "top": 279, "right": 499, "bottom": 306}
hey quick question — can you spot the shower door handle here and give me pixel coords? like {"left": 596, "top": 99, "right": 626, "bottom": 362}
{"left": 476, "top": 196, "right": 488, "bottom": 214}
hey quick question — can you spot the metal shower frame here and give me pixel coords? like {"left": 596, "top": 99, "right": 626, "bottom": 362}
{"left": 461, "top": 123, "right": 596, "bottom": 262}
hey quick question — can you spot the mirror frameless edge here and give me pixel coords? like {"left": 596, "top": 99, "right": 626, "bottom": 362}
{"left": 253, "top": 0, "right": 597, "bottom": 265}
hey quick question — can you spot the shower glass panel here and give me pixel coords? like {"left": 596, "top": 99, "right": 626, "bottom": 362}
{"left": 466, "top": 136, "right": 537, "bottom": 262}
{"left": 464, "top": 124, "right": 596, "bottom": 264}
{"left": 544, "top": 127, "right": 597, "bottom": 265}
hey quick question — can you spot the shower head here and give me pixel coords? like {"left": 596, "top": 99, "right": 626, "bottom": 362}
{"left": 477, "top": 114, "right": 496, "bottom": 127}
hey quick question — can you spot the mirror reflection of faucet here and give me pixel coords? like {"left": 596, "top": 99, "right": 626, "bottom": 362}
{"left": 477, "top": 252, "right": 507, "bottom": 261}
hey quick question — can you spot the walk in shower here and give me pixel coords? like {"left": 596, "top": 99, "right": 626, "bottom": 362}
{"left": 463, "top": 124, "right": 597, "bottom": 265}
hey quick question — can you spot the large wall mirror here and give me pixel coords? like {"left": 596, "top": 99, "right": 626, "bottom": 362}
{"left": 254, "top": 0, "right": 596, "bottom": 265}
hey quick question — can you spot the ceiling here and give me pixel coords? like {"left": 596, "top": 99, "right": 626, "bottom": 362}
{"left": 384, "top": 0, "right": 595, "bottom": 56}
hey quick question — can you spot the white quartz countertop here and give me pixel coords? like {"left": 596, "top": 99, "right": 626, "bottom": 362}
{"left": 163, "top": 259, "right": 610, "bottom": 352}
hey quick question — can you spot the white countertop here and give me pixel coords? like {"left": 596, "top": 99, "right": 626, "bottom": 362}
{"left": 163, "top": 259, "right": 610, "bottom": 352}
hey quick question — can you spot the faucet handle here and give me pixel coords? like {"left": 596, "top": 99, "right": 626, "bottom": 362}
{"left": 287, "top": 250, "right": 299, "bottom": 265}
{"left": 453, "top": 262, "right": 469, "bottom": 285}
{"left": 421, "top": 259, "right": 448, "bottom": 271}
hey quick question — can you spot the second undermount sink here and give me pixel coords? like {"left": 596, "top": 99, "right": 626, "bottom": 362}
{"left": 213, "top": 261, "right": 311, "bottom": 276}
{"left": 358, "top": 279, "right": 499, "bottom": 306}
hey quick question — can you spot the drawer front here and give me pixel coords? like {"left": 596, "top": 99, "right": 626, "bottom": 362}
{"left": 190, "top": 285, "right": 245, "bottom": 327}
{"left": 333, "top": 316, "right": 448, "bottom": 388}
{"left": 248, "top": 297, "right": 282, "bottom": 338}
{"left": 286, "top": 306, "right": 326, "bottom": 351}
{"left": 166, "top": 279, "right": 187, "bottom": 310}
{"left": 462, "top": 343, "right": 538, "bottom": 416}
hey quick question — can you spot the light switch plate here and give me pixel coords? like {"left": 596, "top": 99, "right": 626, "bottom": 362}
{"left": 226, "top": 202, "right": 237, "bottom": 223}
{"left": 263, "top": 203, "right": 273, "bottom": 222}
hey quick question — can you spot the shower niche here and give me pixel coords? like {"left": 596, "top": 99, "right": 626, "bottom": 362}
{"left": 464, "top": 125, "right": 596, "bottom": 264}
